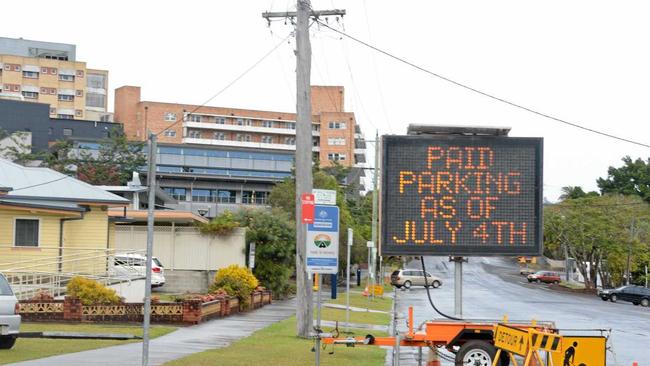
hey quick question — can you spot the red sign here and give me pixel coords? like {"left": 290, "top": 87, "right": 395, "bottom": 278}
{"left": 301, "top": 193, "right": 315, "bottom": 224}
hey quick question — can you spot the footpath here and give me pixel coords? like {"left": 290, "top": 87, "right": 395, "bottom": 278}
{"left": 7, "top": 298, "right": 296, "bottom": 366}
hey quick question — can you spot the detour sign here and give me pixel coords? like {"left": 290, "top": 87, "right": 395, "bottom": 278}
{"left": 380, "top": 135, "right": 543, "bottom": 256}
{"left": 494, "top": 324, "right": 530, "bottom": 356}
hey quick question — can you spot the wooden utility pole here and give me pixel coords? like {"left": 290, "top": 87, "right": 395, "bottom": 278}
{"left": 263, "top": 2, "right": 345, "bottom": 338}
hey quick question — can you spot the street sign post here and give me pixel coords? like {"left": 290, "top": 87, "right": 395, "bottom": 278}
{"left": 313, "top": 189, "right": 337, "bottom": 206}
{"left": 301, "top": 193, "right": 315, "bottom": 224}
{"left": 306, "top": 205, "right": 340, "bottom": 274}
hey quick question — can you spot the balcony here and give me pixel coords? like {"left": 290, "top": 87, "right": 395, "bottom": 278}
{"left": 183, "top": 121, "right": 320, "bottom": 136}
{"left": 183, "top": 137, "right": 321, "bottom": 152}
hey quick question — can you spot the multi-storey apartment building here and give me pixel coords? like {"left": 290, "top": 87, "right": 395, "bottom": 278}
{"left": 114, "top": 85, "right": 367, "bottom": 217}
{"left": 0, "top": 37, "right": 109, "bottom": 121}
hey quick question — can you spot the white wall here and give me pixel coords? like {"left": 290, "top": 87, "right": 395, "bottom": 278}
{"left": 113, "top": 225, "right": 246, "bottom": 271}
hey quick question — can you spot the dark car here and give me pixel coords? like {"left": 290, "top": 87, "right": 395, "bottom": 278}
{"left": 527, "top": 271, "right": 561, "bottom": 284}
{"left": 599, "top": 285, "right": 650, "bottom": 307}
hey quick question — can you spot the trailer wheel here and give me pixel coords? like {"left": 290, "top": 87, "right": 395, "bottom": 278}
{"left": 455, "top": 340, "right": 508, "bottom": 366}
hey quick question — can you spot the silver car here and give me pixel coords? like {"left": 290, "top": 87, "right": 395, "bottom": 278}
{"left": 391, "top": 269, "right": 442, "bottom": 289}
{"left": 0, "top": 273, "right": 20, "bottom": 349}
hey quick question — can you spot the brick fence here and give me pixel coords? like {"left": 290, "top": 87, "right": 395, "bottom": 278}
{"left": 18, "top": 290, "right": 271, "bottom": 325}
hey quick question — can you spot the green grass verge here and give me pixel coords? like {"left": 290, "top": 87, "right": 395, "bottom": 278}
{"left": 559, "top": 281, "right": 586, "bottom": 290}
{"left": 164, "top": 316, "right": 387, "bottom": 366}
{"left": 0, "top": 323, "right": 176, "bottom": 365}
{"left": 328, "top": 291, "right": 393, "bottom": 313}
{"left": 318, "top": 307, "right": 390, "bottom": 326}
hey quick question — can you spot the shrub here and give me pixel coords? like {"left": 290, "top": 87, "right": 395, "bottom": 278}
{"left": 66, "top": 276, "right": 121, "bottom": 305}
{"left": 234, "top": 209, "right": 295, "bottom": 299}
{"left": 198, "top": 211, "right": 240, "bottom": 236}
{"left": 209, "top": 265, "right": 259, "bottom": 309}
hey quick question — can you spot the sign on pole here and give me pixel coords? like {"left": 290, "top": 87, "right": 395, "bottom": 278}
{"left": 380, "top": 135, "right": 543, "bottom": 256}
{"left": 301, "top": 193, "right": 315, "bottom": 224}
{"left": 248, "top": 242, "right": 256, "bottom": 269}
{"left": 493, "top": 324, "right": 530, "bottom": 356}
{"left": 313, "top": 189, "right": 337, "bottom": 206}
{"left": 306, "top": 205, "right": 339, "bottom": 274}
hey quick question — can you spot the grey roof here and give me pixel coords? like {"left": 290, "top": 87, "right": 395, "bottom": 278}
{"left": 0, "top": 198, "right": 85, "bottom": 212}
{"left": 0, "top": 158, "right": 129, "bottom": 204}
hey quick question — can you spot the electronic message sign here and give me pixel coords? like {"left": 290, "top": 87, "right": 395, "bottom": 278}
{"left": 380, "top": 135, "right": 543, "bottom": 256}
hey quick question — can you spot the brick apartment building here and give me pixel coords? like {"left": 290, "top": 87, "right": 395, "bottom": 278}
{"left": 114, "top": 85, "right": 367, "bottom": 217}
{"left": 0, "top": 37, "right": 110, "bottom": 121}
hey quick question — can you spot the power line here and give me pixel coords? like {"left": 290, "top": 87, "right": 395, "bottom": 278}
{"left": 11, "top": 175, "right": 70, "bottom": 191}
{"left": 316, "top": 20, "right": 650, "bottom": 149}
{"left": 156, "top": 32, "right": 293, "bottom": 137}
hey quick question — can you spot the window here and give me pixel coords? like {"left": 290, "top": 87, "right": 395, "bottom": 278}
{"left": 284, "top": 137, "right": 296, "bottom": 145}
{"left": 4, "top": 63, "right": 21, "bottom": 72}
{"left": 192, "top": 189, "right": 216, "bottom": 202}
{"left": 59, "top": 114, "right": 74, "bottom": 120}
{"left": 14, "top": 219, "right": 39, "bottom": 247}
{"left": 41, "top": 87, "right": 56, "bottom": 95}
{"left": 245, "top": 119, "right": 252, "bottom": 126}
{"left": 75, "top": 90, "right": 83, "bottom": 97}
{"left": 328, "top": 153, "right": 346, "bottom": 161}
{"left": 189, "top": 114, "right": 202, "bottom": 122}
{"left": 236, "top": 134, "right": 251, "bottom": 142}
{"left": 163, "top": 130, "right": 176, "bottom": 137}
{"left": 22, "top": 91, "right": 38, "bottom": 99}
{"left": 58, "top": 94, "right": 74, "bottom": 102}
{"left": 328, "top": 121, "right": 346, "bottom": 129}
{"left": 164, "top": 112, "right": 177, "bottom": 122}
{"left": 287, "top": 122, "right": 296, "bottom": 130}
{"left": 41, "top": 67, "right": 48, "bottom": 74}
{"left": 87, "top": 73, "right": 106, "bottom": 89}
{"left": 241, "top": 191, "right": 254, "bottom": 204}
{"left": 76, "top": 70, "right": 84, "bottom": 78}
{"left": 0, "top": 274, "right": 13, "bottom": 296}
{"left": 214, "top": 132, "right": 226, "bottom": 140}
{"left": 216, "top": 117, "right": 226, "bottom": 124}
{"left": 49, "top": 108, "right": 57, "bottom": 115}
{"left": 253, "top": 191, "right": 269, "bottom": 205}
{"left": 236, "top": 118, "right": 244, "bottom": 126}
{"left": 12, "top": 84, "right": 20, "bottom": 92}
{"left": 22, "top": 71, "right": 39, "bottom": 79}
{"left": 163, "top": 187, "right": 186, "bottom": 201}
{"left": 75, "top": 110, "right": 83, "bottom": 117}
{"left": 188, "top": 130, "right": 201, "bottom": 138}
{"left": 328, "top": 137, "right": 346, "bottom": 146}
{"left": 59, "top": 74, "right": 75, "bottom": 82}
{"left": 217, "top": 190, "right": 237, "bottom": 203}
{"left": 261, "top": 135, "right": 273, "bottom": 144}
{"left": 86, "top": 93, "right": 105, "bottom": 108}
{"left": 50, "top": 68, "right": 57, "bottom": 75}
{"left": 262, "top": 120, "right": 273, "bottom": 128}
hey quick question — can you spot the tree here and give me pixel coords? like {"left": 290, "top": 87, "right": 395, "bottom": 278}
{"left": 597, "top": 156, "right": 650, "bottom": 203}
{"left": 0, "top": 128, "right": 146, "bottom": 186}
{"left": 235, "top": 209, "right": 295, "bottom": 299}
{"left": 269, "top": 166, "right": 373, "bottom": 273}
{"left": 544, "top": 194, "right": 650, "bottom": 289}
{"left": 559, "top": 186, "right": 599, "bottom": 201}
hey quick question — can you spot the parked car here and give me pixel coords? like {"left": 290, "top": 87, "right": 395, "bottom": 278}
{"left": 0, "top": 273, "right": 20, "bottom": 349}
{"left": 519, "top": 267, "right": 536, "bottom": 276}
{"left": 109, "top": 254, "right": 166, "bottom": 287}
{"left": 527, "top": 271, "right": 561, "bottom": 284}
{"left": 599, "top": 285, "right": 650, "bottom": 307}
{"left": 391, "top": 269, "right": 442, "bottom": 289}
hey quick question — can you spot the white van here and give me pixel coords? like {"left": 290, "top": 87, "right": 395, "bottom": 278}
{"left": 109, "top": 254, "right": 165, "bottom": 287}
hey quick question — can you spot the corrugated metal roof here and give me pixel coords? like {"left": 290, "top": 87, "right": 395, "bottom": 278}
{"left": 0, "top": 198, "right": 85, "bottom": 212}
{"left": 0, "top": 158, "right": 129, "bottom": 204}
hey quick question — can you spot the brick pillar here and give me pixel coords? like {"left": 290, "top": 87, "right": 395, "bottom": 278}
{"left": 63, "top": 297, "right": 82, "bottom": 321}
{"left": 182, "top": 299, "right": 202, "bottom": 324}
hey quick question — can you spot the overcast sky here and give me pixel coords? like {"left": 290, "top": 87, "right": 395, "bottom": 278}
{"left": 4, "top": 1, "right": 650, "bottom": 200}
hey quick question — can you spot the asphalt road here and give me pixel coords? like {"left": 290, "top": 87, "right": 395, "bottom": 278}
{"left": 389, "top": 257, "right": 649, "bottom": 366}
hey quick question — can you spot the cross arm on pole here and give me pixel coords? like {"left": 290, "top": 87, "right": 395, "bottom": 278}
{"left": 262, "top": 9, "right": 346, "bottom": 21}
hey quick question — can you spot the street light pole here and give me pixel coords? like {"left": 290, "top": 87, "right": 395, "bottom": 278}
{"left": 142, "top": 131, "right": 157, "bottom": 366}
